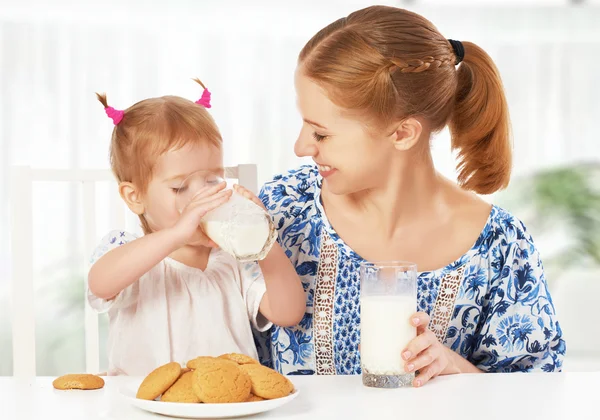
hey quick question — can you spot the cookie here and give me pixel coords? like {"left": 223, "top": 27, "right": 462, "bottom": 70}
{"left": 191, "top": 358, "right": 251, "bottom": 403}
{"left": 218, "top": 353, "right": 260, "bottom": 366}
{"left": 136, "top": 362, "right": 181, "bottom": 400}
{"left": 188, "top": 356, "right": 239, "bottom": 370}
{"left": 239, "top": 364, "right": 294, "bottom": 400}
{"left": 186, "top": 356, "right": 217, "bottom": 370}
{"left": 161, "top": 371, "right": 200, "bottom": 403}
{"left": 53, "top": 374, "right": 105, "bottom": 390}
{"left": 246, "top": 393, "right": 266, "bottom": 402}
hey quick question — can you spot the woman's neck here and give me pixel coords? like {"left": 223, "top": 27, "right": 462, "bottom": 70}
{"left": 324, "top": 151, "right": 445, "bottom": 239}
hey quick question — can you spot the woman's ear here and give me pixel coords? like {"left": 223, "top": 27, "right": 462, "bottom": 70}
{"left": 389, "top": 117, "right": 423, "bottom": 151}
{"left": 119, "top": 182, "right": 145, "bottom": 215}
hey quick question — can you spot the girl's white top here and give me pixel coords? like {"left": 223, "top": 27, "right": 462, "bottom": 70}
{"left": 87, "top": 231, "right": 271, "bottom": 376}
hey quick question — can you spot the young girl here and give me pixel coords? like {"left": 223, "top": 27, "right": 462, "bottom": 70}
{"left": 88, "top": 81, "right": 305, "bottom": 376}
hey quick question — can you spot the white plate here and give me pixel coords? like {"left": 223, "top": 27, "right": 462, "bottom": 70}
{"left": 119, "top": 381, "right": 299, "bottom": 419}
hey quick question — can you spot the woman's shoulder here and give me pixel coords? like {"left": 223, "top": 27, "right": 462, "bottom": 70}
{"left": 488, "top": 205, "right": 534, "bottom": 244}
{"left": 472, "top": 204, "right": 539, "bottom": 260}
{"left": 259, "top": 164, "right": 320, "bottom": 212}
{"left": 259, "top": 166, "right": 322, "bottom": 255}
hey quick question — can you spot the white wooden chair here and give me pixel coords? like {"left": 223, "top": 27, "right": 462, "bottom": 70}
{"left": 9, "top": 164, "right": 258, "bottom": 378}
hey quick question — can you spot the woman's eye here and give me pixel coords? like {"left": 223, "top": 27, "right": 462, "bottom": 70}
{"left": 312, "top": 132, "right": 327, "bottom": 142}
{"left": 172, "top": 186, "right": 187, "bottom": 193}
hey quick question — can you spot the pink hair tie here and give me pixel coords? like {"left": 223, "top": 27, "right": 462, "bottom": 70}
{"left": 195, "top": 88, "right": 212, "bottom": 108}
{"left": 105, "top": 106, "right": 124, "bottom": 125}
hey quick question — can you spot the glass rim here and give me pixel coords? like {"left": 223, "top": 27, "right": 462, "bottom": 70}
{"left": 359, "top": 260, "right": 417, "bottom": 270}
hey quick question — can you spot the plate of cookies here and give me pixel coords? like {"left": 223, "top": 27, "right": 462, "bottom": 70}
{"left": 120, "top": 353, "right": 299, "bottom": 419}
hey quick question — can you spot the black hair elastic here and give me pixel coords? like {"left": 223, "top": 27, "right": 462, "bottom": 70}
{"left": 448, "top": 39, "right": 465, "bottom": 65}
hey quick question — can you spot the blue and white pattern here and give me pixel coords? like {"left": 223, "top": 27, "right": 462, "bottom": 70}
{"left": 257, "top": 165, "right": 565, "bottom": 375}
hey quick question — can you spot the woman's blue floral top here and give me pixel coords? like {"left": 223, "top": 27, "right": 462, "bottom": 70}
{"left": 256, "top": 165, "right": 565, "bottom": 375}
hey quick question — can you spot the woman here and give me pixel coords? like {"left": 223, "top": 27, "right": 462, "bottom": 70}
{"left": 258, "top": 5, "right": 565, "bottom": 386}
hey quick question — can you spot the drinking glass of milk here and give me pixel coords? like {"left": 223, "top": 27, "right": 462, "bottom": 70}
{"left": 360, "top": 261, "right": 417, "bottom": 388}
{"left": 174, "top": 170, "right": 277, "bottom": 262}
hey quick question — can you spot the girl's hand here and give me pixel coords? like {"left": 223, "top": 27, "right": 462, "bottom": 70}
{"left": 170, "top": 181, "right": 232, "bottom": 247}
{"left": 234, "top": 184, "right": 267, "bottom": 210}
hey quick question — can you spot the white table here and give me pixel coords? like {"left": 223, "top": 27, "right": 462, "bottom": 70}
{"left": 1, "top": 373, "right": 598, "bottom": 420}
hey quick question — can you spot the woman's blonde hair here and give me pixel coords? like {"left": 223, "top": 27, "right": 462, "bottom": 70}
{"left": 299, "top": 6, "right": 512, "bottom": 194}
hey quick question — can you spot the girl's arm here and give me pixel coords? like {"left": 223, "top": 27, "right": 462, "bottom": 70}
{"left": 89, "top": 183, "right": 232, "bottom": 299}
{"left": 258, "top": 242, "right": 306, "bottom": 326}
{"left": 234, "top": 185, "right": 306, "bottom": 327}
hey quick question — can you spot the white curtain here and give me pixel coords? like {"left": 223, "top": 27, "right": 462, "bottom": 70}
{"left": 1, "top": 1, "right": 599, "bottom": 375}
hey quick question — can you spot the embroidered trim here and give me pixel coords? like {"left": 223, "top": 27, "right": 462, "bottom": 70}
{"left": 313, "top": 231, "right": 338, "bottom": 375}
{"left": 429, "top": 265, "right": 466, "bottom": 343}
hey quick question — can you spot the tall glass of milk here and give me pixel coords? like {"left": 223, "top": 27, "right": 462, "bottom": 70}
{"left": 174, "top": 171, "right": 277, "bottom": 262}
{"left": 360, "top": 261, "right": 417, "bottom": 388}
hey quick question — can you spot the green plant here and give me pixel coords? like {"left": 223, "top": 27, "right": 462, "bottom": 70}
{"left": 497, "top": 162, "right": 600, "bottom": 278}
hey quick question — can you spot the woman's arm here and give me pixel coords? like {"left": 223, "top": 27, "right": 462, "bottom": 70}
{"left": 466, "top": 233, "right": 565, "bottom": 373}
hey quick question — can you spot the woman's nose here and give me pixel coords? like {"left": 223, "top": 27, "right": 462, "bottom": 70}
{"left": 294, "top": 132, "right": 318, "bottom": 158}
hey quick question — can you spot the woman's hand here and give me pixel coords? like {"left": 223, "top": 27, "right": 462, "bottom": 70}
{"left": 402, "top": 312, "right": 460, "bottom": 387}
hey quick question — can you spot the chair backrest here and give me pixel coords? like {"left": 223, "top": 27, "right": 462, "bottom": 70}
{"left": 9, "top": 164, "right": 258, "bottom": 377}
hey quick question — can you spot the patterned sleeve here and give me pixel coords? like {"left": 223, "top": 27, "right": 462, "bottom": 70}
{"left": 256, "top": 166, "right": 317, "bottom": 368}
{"left": 87, "top": 230, "right": 140, "bottom": 313}
{"left": 239, "top": 262, "right": 272, "bottom": 332}
{"left": 470, "top": 232, "right": 566, "bottom": 372}
{"left": 259, "top": 165, "right": 317, "bottom": 265}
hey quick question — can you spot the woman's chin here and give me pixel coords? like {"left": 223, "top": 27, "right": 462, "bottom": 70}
{"left": 323, "top": 178, "right": 357, "bottom": 196}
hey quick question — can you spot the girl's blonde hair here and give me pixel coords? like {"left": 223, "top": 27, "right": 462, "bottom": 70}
{"left": 96, "top": 81, "right": 222, "bottom": 233}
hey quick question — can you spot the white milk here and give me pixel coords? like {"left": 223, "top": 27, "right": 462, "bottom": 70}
{"left": 360, "top": 295, "right": 416, "bottom": 375}
{"left": 202, "top": 219, "right": 270, "bottom": 258}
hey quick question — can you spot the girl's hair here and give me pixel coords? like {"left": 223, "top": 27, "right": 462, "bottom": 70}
{"left": 299, "top": 5, "right": 511, "bottom": 194}
{"left": 96, "top": 81, "right": 222, "bottom": 233}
